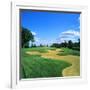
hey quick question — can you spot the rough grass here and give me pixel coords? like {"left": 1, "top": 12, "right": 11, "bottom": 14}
{"left": 57, "top": 48, "right": 80, "bottom": 56}
{"left": 49, "top": 48, "right": 56, "bottom": 51}
{"left": 20, "top": 48, "right": 71, "bottom": 78}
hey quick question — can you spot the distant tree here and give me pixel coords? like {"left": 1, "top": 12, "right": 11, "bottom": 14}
{"left": 47, "top": 44, "right": 48, "bottom": 47}
{"left": 71, "top": 38, "right": 80, "bottom": 51}
{"left": 40, "top": 44, "right": 43, "bottom": 47}
{"left": 78, "top": 39, "right": 80, "bottom": 46}
{"left": 67, "top": 40, "right": 73, "bottom": 49}
{"left": 21, "top": 27, "right": 34, "bottom": 48}
{"left": 33, "top": 44, "right": 36, "bottom": 47}
{"left": 30, "top": 39, "right": 35, "bottom": 48}
{"left": 51, "top": 39, "right": 80, "bottom": 51}
{"left": 63, "top": 41, "right": 67, "bottom": 47}
{"left": 51, "top": 43, "right": 60, "bottom": 48}
{"left": 31, "top": 44, "right": 36, "bottom": 47}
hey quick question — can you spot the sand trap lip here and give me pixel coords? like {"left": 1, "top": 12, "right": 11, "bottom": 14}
{"left": 26, "top": 51, "right": 41, "bottom": 55}
{"left": 26, "top": 49, "right": 80, "bottom": 76}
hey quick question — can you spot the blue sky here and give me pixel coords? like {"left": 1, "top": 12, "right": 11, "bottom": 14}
{"left": 20, "top": 10, "right": 80, "bottom": 46}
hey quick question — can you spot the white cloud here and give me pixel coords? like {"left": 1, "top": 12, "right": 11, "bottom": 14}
{"left": 31, "top": 31, "right": 36, "bottom": 36}
{"left": 61, "top": 30, "right": 80, "bottom": 37}
{"left": 33, "top": 37, "right": 56, "bottom": 46}
{"left": 57, "top": 30, "right": 80, "bottom": 43}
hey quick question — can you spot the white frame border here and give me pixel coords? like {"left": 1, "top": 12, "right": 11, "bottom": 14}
{"left": 11, "top": 1, "right": 88, "bottom": 89}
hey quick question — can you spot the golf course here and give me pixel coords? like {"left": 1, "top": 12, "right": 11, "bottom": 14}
{"left": 20, "top": 47, "right": 80, "bottom": 78}
{"left": 20, "top": 10, "right": 80, "bottom": 79}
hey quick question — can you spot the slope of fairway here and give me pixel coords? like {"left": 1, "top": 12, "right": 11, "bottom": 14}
{"left": 21, "top": 48, "right": 71, "bottom": 78}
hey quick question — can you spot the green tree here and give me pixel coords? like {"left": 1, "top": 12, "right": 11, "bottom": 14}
{"left": 21, "top": 27, "right": 34, "bottom": 48}
{"left": 68, "top": 40, "right": 73, "bottom": 49}
{"left": 63, "top": 41, "right": 67, "bottom": 47}
{"left": 40, "top": 44, "right": 43, "bottom": 47}
{"left": 78, "top": 39, "right": 80, "bottom": 46}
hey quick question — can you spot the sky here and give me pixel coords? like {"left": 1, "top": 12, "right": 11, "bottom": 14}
{"left": 20, "top": 10, "right": 80, "bottom": 46}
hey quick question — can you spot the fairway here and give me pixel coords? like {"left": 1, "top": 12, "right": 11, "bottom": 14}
{"left": 21, "top": 47, "right": 80, "bottom": 78}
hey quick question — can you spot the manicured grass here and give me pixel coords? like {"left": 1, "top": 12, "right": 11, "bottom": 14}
{"left": 20, "top": 48, "right": 71, "bottom": 78}
{"left": 57, "top": 48, "right": 80, "bottom": 56}
{"left": 22, "top": 47, "right": 57, "bottom": 53}
{"left": 22, "top": 47, "right": 48, "bottom": 53}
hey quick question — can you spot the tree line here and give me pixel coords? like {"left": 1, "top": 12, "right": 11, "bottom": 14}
{"left": 51, "top": 39, "right": 80, "bottom": 51}
{"left": 21, "top": 27, "right": 80, "bottom": 51}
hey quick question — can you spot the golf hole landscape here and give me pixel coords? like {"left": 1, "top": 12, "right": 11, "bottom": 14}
{"left": 20, "top": 9, "right": 80, "bottom": 79}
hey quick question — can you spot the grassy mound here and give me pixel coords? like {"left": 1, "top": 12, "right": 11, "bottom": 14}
{"left": 57, "top": 48, "right": 80, "bottom": 56}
